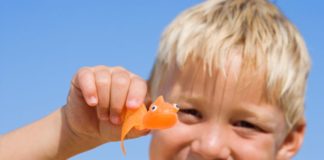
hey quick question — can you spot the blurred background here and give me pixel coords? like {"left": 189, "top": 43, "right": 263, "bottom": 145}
{"left": 0, "top": 0, "right": 323, "bottom": 159}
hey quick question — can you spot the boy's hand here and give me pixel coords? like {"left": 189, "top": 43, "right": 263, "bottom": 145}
{"left": 64, "top": 66, "right": 150, "bottom": 144}
{"left": 0, "top": 65, "right": 151, "bottom": 159}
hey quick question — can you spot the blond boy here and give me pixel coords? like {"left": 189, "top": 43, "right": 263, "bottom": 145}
{"left": 0, "top": 0, "right": 310, "bottom": 159}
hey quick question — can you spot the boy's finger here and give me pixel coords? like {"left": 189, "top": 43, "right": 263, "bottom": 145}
{"left": 73, "top": 67, "right": 98, "bottom": 106}
{"left": 95, "top": 70, "right": 111, "bottom": 121}
{"left": 126, "top": 76, "right": 147, "bottom": 109}
{"left": 110, "top": 70, "right": 130, "bottom": 125}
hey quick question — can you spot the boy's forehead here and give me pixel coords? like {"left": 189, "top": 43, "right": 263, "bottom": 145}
{"left": 165, "top": 55, "right": 267, "bottom": 105}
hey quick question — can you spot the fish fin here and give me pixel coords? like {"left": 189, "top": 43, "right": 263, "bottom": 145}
{"left": 134, "top": 123, "right": 146, "bottom": 130}
{"left": 154, "top": 96, "right": 165, "bottom": 105}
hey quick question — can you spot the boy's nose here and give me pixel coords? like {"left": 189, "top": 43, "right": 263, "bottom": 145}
{"left": 190, "top": 127, "right": 231, "bottom": 159}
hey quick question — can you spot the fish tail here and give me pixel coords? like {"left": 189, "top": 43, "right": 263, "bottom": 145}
{"left": 120, "top": 104, "right": 147, "bottom": 155}
{"left": 120, "top": 123, "right": 132, "bottom": 155}
{"left": 121, "top": 139, "right": 127, "bottom": 155}
{"left": 120, "top": 112, "right": 136, "bottom": 156}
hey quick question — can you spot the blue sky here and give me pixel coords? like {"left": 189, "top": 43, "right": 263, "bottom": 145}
{"left": 0, "top": 0, "right": 323, "bottom": 159}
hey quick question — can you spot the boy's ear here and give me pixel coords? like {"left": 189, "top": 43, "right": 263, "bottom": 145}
{"left": 276, "top": 118, "right": 306, "bottom": 159}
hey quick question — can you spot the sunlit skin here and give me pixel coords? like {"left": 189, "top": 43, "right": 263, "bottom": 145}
{"left": 149, "top": 55, "right": 305, "bottom": 160}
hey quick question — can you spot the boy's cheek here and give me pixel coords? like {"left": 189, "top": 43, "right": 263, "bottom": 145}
{"left": 151, "top": 123, "right": 192, "bottom": 145}
{"left": 150, "top": 124, "right": 194, "bottom": 158}
{"left": 151, "top": 126, "right": 279, "bottom": 159}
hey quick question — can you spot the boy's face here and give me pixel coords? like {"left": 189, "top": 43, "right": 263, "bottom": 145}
{"left": 149, "top": 56, "right": 302, "bottom": 160}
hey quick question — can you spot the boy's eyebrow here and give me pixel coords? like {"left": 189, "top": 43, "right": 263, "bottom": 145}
{"left": 236, "top": 102, "right": 279, "bottom": 129}
{"left": 177, "top": 95, "right": 206, "bottom": 106}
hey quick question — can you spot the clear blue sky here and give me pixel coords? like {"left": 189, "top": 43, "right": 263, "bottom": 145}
{"left": 0, "top": 0, "right": 323, "bottom": 159}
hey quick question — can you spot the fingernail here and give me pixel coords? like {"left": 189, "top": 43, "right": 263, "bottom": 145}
{"left": 88, "top": 96, "right": 98, "bottom": 106}
{"left": 127, "top": 99, "right": 140, "bottom": 108}
{"left": 110, "top": 116, "right": 120, "bottom": 125}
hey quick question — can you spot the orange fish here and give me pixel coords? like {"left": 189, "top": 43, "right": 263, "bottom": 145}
{"left": 120, "top": 96, "right": 179, "bottom": 155}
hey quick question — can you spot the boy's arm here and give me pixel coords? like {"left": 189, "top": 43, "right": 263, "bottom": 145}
{"left": 0, "top": 107, "right": 102, "bottom": 160}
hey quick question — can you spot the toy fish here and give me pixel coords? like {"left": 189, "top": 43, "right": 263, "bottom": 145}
{"left": 120, "top": 96, "right": 179, "bottom": 155}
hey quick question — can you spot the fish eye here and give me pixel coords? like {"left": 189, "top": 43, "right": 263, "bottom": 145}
{"left": 173, "top": 103, "right": 180, "bottom": 110}
{"left": 151, "top": 105, "right": 158, "bottom": 112}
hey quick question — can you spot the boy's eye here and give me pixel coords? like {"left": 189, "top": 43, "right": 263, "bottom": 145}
{"left": 178, "top": 107, "right": 203, "bottom": 124}
{"left": 233, "top": 121, "right": 261, "bottom": 131}
{"left": 179, "top": 108, "right": 202, "bottom": 118}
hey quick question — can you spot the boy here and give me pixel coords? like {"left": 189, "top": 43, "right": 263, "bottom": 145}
{"left": 0, "top": 0, "right": 310, "bottom": 159}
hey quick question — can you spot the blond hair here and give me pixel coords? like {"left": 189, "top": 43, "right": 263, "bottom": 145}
{"left": 149, "top": 0, "right": 311, "bottom": 129}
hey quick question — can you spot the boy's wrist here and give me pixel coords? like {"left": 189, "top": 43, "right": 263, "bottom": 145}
{"left": 54, "top": 106, "right": 105, "bottom": 159}
{"left": 0, "top": 107, "right": 104, "bottom": 160}
{"left": 0, "top": 109, "right": 63, "bottom": 159}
